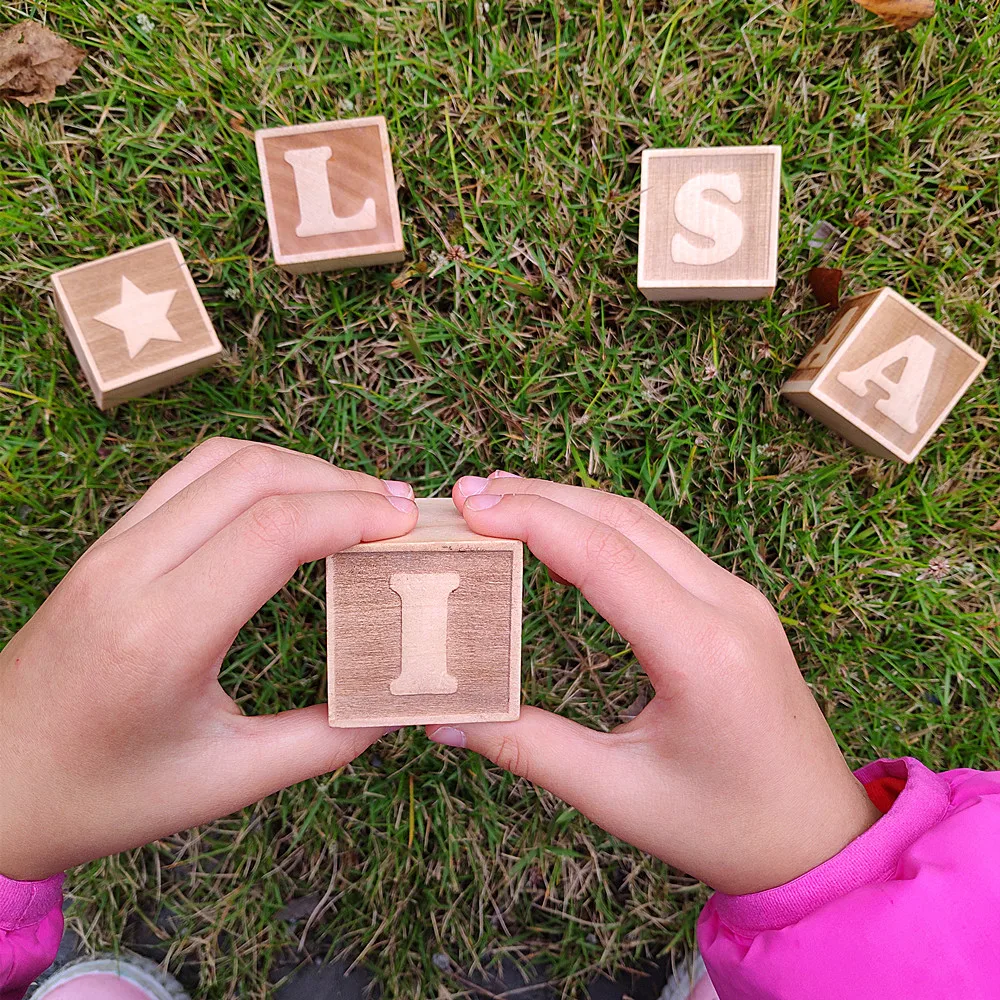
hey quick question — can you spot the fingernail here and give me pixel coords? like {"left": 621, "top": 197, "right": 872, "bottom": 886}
{"left": 456, "top": 475, "right": 489, "bottom": 498}
{"left": 387, "top": 495, "right": 416, "bottom": 513}
{"left": 384, "top": 480, "right": 414, "bottom": 498}
{"left": 428, "top": 726, "right": 467, "bottom": 749}
{"left": 465, "top": 493, "right": 502, "bottom": 511}
{"left": 489, "top": 470, "right": 521, "bottom": 479}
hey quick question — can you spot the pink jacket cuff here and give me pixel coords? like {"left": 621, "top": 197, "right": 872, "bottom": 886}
{"left": 0, "top": 872, "right": 64, "bottom": 1000}
{"left": 0, "top": 874, "right": 64, "bottom": 934}
{"left": 709, "top": 756, "right": 949, "bottom": 932}
{"left": 699, "top": 756, "right": 1000, "bottom": 999}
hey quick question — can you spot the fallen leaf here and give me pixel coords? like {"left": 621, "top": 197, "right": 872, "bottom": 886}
{"left": 809, "top": 266, "right": 844, "bottom": 310}
{"left": 0, "top": 21, "right": 85, "bottom": 106}
{"left": 228, "top": 115, "right": 255, "bottom": 138}
{"left": 988, "top": 519, "right": 1000, "bottom": 532}
{"left": 854, "top": 0, "right": 934, "bottom": 30}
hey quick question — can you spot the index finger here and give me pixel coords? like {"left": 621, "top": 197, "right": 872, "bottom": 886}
{"left": 155, "top": 489, "right": 418, "bottom": 654}
{"left": 454, "top": 474, "right": 733, "bottom": 603}
{"left": 99, "top": 437, "right": 393, "bottom": 545}
{"left": 458, "top": 492, "right": 706, "bottom": 680}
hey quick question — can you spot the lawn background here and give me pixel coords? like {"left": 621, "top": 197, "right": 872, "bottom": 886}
{"left": 2, "top": 1, "right": 999, "bottom": 996}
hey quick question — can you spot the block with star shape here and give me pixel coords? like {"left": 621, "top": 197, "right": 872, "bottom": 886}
{"left": 50, "top": 238, "right": 223, "bottom": 409}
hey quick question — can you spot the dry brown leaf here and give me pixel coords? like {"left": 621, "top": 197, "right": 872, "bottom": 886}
{"left": 808, "top": 266, "right": 844, "bottom": 310}
{"left": 0, "top": 21, "right": 85, "bottom": 106}
{"left": 854, "top": 0, "right": 934, "bottom": 30}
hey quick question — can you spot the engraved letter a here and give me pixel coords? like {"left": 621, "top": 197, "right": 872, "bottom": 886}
{"left": 671, "top": 172, "right": 744, "bottom": 266}
{"left": 283, "top": 146, "right": 377, "bottom": 238}
{"left": 389, "top": 572, "right": 461, "bottom": 696}
{"left": 836, "top": 335, "right": 937, "bottom": 434}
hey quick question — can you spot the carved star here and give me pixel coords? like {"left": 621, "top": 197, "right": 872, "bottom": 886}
{"left": 93, "top": 276, "right": 181, "bottom": 358}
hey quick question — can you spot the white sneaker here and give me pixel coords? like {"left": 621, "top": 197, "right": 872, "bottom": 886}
{"left": 659, "top": 953, "right": 720, "bottom": 1000}
{"left": 31, "top": 953, "right": 189, "bottom": 1000}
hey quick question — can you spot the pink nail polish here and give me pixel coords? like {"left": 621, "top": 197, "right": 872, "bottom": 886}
{"left": 489, "top": 470, "right": 521, "bottom": 479}
{"left": 465, "top": 493, "right": 502, "bottom": 511}
{"left": 429, "top": 726, "right": 467, "bottom": 748}
{"left": 457, "top": 475, "right": 489, "bottom": 498}
{"left": 385, "top": 480, "right": 414, "bottom": 498}
{"left": 387, "top": 495, "right": 416, "bottom": 513}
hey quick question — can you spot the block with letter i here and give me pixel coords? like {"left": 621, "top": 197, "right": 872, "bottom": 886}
{"left": 638, "top": 145, "right": 781, "bottom": 300}
{"left": 326, "top": 498, "right": 523, "bottom": 727}
{"left": 50, "top": 238, "right": 223, "bottom": 410}
{"left": 781, "top": 288, "right": 986, "bottom": 462}
{"left": 255, "top": 116, "right": 405, "bottom": 274}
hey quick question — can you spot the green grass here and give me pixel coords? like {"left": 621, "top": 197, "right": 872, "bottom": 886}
{"left": 2, "top": 0, "right": 999, "bottom": 996}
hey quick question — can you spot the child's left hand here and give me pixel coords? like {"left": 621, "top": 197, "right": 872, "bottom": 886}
{"left": 0, "top": 438, "right": 417, "bottom": 882}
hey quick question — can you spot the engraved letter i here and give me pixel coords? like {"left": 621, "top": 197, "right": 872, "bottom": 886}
{"left": 389, "top": 573, "right": 461, "bottom": 695}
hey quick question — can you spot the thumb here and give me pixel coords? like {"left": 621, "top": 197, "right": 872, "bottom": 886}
{"left": 427, "top": 706, "right": 630, "bottom": 818}
{"left": 229, "top": 705, "right": 393, "bottom": 797}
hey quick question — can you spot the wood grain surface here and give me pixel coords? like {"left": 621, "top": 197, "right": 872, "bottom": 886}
{"left": 255, "top": 117, "right": 404, "bottom": 272}
{"left": 638, "top": 146, "right": 781, "bottom": 300}
{"left": 50, "top": 238, "right": 222, "bottom": 409}
{"left": 781, "top": 288, "right": 985, "bottom": 462}
{"left": 327, "top": 499, "right": 523, "bottom": 727}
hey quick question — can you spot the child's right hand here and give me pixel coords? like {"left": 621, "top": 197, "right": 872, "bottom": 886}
{"left": 437, "top": 476, "right": 881, "bottom": 896}
{"left": 0, "top": 439, "right": 417, "bottom": 883}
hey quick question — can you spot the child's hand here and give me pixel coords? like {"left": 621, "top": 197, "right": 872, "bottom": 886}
{"left": 0, "top": 439, "right": 417, "bottom": 882}
{"left": 436, "top": 476, "right": 880, "bottom": 896}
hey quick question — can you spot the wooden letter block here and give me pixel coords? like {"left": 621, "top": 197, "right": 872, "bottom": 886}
{"left": 326, "top": 498, "right": 523, "bottom": 728}
{"left": 638, "top": 145, "right": 781, "bottom": 301}
{"left": 255, "top": 116, "right": 405, "bottom": 274}
{"left": 50, "top": 238, "right": 222, "bottom": 410}
{"left": 781, "top": 288, "right": 985, "bottom": 462}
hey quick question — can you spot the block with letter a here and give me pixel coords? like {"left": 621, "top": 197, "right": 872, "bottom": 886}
{"left": 781, "top": 288, "right": 986, "bottom": 463}
{"left": 638, "top": 145, "right": 781, "bottom": 301}
{"left": 50, "top": 238, "right": 223, "bottom": 410}
{"left": 254, "top": 116, "right": 405, "bottom": 273}
{"left": 326, "top": 498, "right": 523, "bottom": 727}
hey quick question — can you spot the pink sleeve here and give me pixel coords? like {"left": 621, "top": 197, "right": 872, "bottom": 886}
{"left": 0, "top": 873, "right": 64, "bottom": 1000}
{"left": 698, "top": 757, "right": 1000, "bottom": 999}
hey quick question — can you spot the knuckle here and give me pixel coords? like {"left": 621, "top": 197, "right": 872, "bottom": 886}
{"left": 583, "top": 523, "right": 637, "bottom": 575}
{"left": 742, "top": 585, "right": 782, "bottom": 627}
{"left": 189, "top": 436, "right": 241, "bottom": 464}
{"left": 697, "top": 617, "right": 755, "bottom": 669}
{"left": 59, "top": 551, "right": 106, "bottom": 604}
{"left": 599, "top": 494, "right": 655, "bottom": 535}
{"left": 111, "top": 613, "right": 158, "bottom": 664}
{"left": 244, "top": 496, "right": 302, "bottom": 550}
{"left": 226, "top": 444, "right": 285, "bottom": 486}
{"left": 492, "top": 734, "right": 530, "bottom": 780}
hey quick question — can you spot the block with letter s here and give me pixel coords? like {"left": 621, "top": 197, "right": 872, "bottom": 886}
{"left": 638, "top": 145, "right": 781, "bottom": 301}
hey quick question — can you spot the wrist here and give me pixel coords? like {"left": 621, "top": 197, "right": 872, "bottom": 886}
{"left": 0, "top": 819, "right": 65, "bottom": 883}
{"left": 710, "top": 768, "right": 881, "bottom": 896}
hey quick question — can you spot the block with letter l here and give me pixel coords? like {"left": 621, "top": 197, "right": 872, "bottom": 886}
{"left": 638, "top": 145, "right": 781, "bottom": 301}
{"left": 781, "top": 288, "right": 986, "bottom": 462}
{"left": 255, "top": 116, "right": 405, "bottom": 274}
{"left": 326, "top": 498, "right": 523, "bottom": 727}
